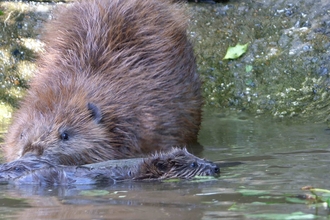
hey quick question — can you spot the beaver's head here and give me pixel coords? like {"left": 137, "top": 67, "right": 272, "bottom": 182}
{"left": 4, "top": 82, "right": 116, "bottom": 165}
{"left": 135, "top": 148, "right": 220, "bottom": 180}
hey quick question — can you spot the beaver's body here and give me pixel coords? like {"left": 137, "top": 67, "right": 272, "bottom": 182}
{"left": 4, "top": 0, "right": 202, "bottom": 165}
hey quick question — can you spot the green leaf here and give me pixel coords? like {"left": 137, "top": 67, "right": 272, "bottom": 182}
{"left": 79, "top": 190, "right": 109, "bottom": 196}
{"left": 223, "top": 43, "right": 248, "bottom": 60}
{"left": 326, "top": 198, "right": 330, "bottom": 207}
{"left": 191, "top": 176, "right": 217, "bottom": 183}
{"left": 285, "top": 197, "right": 308, "bottom": 204}
{"left": 259, "top": 195, "right": 283, "bottom": 200}
{"left": 193, "top": 176, "right": 216, "bottom": 179}
{"left": 246, "top": 212, "right": 315, "bottom": 220}
{"left": 228, "top": 203, "right": 245, "bottom": 211}
{"left": 238, "top": 189, "right": 269, "bottom": 196}
{"left": 310, "top": 188, "right": 330, "bottom": 194}
{"left": 245, "top": 65, "right": 253, "bottom": 72}
{"left": 0, "top": 11, "right": 4, "bottom": 16}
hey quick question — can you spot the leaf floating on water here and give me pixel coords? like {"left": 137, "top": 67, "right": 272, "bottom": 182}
{"left": 238, "top": 189, "right": 269, "bottom": 196}
{"left": 251, "top": 201, "right": 267, "bottom": 205}
{"left": 246, "top": 212, "right": 315, "bottom": 220}
{"left": 327, "top": 198, "right": 330, "bottom": 207}
{"left": 228, "top": 203, "right": 242, "bottom": 211}
{"left": 309, "top": 188, "right": 330, "bottom": 194}
{"left": 223, "top": 43, "right": 248, "bottom": 60}
{"left": 79, "top": 190, "right": 109, "bottom": 196}
{"left": 285, "top": 197, "right": 308, "bottom": 204}
{"left": 300, "top": 186, "right": 330, "bottom": 207}
{"left": 193, "top": 176, "right": 217, "bottom": 180}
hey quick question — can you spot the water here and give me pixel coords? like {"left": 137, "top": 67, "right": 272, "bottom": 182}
{"left": 0, "top": 110, "right": 329, "bottom": 219}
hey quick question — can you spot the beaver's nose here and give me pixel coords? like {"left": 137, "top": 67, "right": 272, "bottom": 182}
{"left": 213, "top": 164, "right": 220, "bottom": 174}
{"left": 211, "top": 163, "right": 220, "bottom": 175}
{"left": 205, "top": 162, "right": 220, "bottom": 176}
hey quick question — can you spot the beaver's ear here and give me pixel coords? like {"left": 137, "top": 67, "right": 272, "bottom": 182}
{"left": 87, "top": 103, "right": 102, "bottom": 123}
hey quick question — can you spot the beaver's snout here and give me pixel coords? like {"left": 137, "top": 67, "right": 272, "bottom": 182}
{"left": 205, "top": 162, "right": 220, "bottom": 176}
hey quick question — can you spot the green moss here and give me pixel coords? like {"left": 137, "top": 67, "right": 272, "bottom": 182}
{"left": 188, "top": 1, "right": 330, "bottom": 121}
{"left": 0, "top": 1, "right": 329, "bottom": 124}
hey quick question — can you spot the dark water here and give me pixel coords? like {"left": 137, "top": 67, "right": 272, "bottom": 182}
{"left": 0, "top": 110, "right": 329, "bottom": 219}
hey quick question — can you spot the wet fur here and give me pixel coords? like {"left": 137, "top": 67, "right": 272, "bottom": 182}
{"left": 0, "top": 148, "right": 219, "bottom": 185}
{"left": 3, "top": 0, "right": 202, "bottom": 164}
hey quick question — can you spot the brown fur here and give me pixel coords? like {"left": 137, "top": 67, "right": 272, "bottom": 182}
{"left": 3, "top": 0, "right": 202, "bottom": 165}
{"left": 0, "top": 148, "right": 219, "bottom": 185}
{"left": 133, "top": 148, "right": 219, "bottom": 180}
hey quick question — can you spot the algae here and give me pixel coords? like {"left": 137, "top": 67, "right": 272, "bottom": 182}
{"left": 0, "top": 0, "right": 330, "bottom": 126}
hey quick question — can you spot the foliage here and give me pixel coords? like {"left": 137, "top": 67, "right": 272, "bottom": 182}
{"left": 223, "top": 43, "right": 249, "bottom": 60}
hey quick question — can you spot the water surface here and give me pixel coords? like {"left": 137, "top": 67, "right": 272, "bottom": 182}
{"left": 0, "top": 110, "right": 329, "bottom": 219}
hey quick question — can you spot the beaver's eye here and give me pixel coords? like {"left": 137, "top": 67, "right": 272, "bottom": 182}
{"left": 14, "top": 166, "right": 24, "bottom": 172}
{"left": 10, "top": 165, "right": 26, "bottom": 173}
{"left": 190, "top": 162, "right": 198, "bottom": 168}
{"left": 60, "top": 132, "right": 69, "bottom": 141}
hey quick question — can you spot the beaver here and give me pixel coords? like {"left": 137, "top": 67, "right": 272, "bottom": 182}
{"left": 3, "top": 0, "right": 203, "bottom": 165}
{"left": 0, "top": 148, "right": 219, "bottom": 185}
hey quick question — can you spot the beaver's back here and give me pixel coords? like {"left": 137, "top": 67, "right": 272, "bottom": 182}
{"left": 4, "top": 0, "right": 203, "bottom": 164}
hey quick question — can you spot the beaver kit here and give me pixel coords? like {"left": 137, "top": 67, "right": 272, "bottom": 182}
{"left": 0, "top": 0, "right": 219, "bottom": 183}
{"left": 0, "top": 148, "right": 219, "bottom": 185}
{"left": 3, "top": 0, "right": 203, "bottom": 165}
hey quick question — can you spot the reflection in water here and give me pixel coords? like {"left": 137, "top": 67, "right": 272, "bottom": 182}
{"left": 199, "top": 109, "right": 329, "bottom": 160}
{"left": 0, "top": 110, "right": 329, "bottom": 219}
{"left": 0, "top": 181, "right": 217, "bottom": 219}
